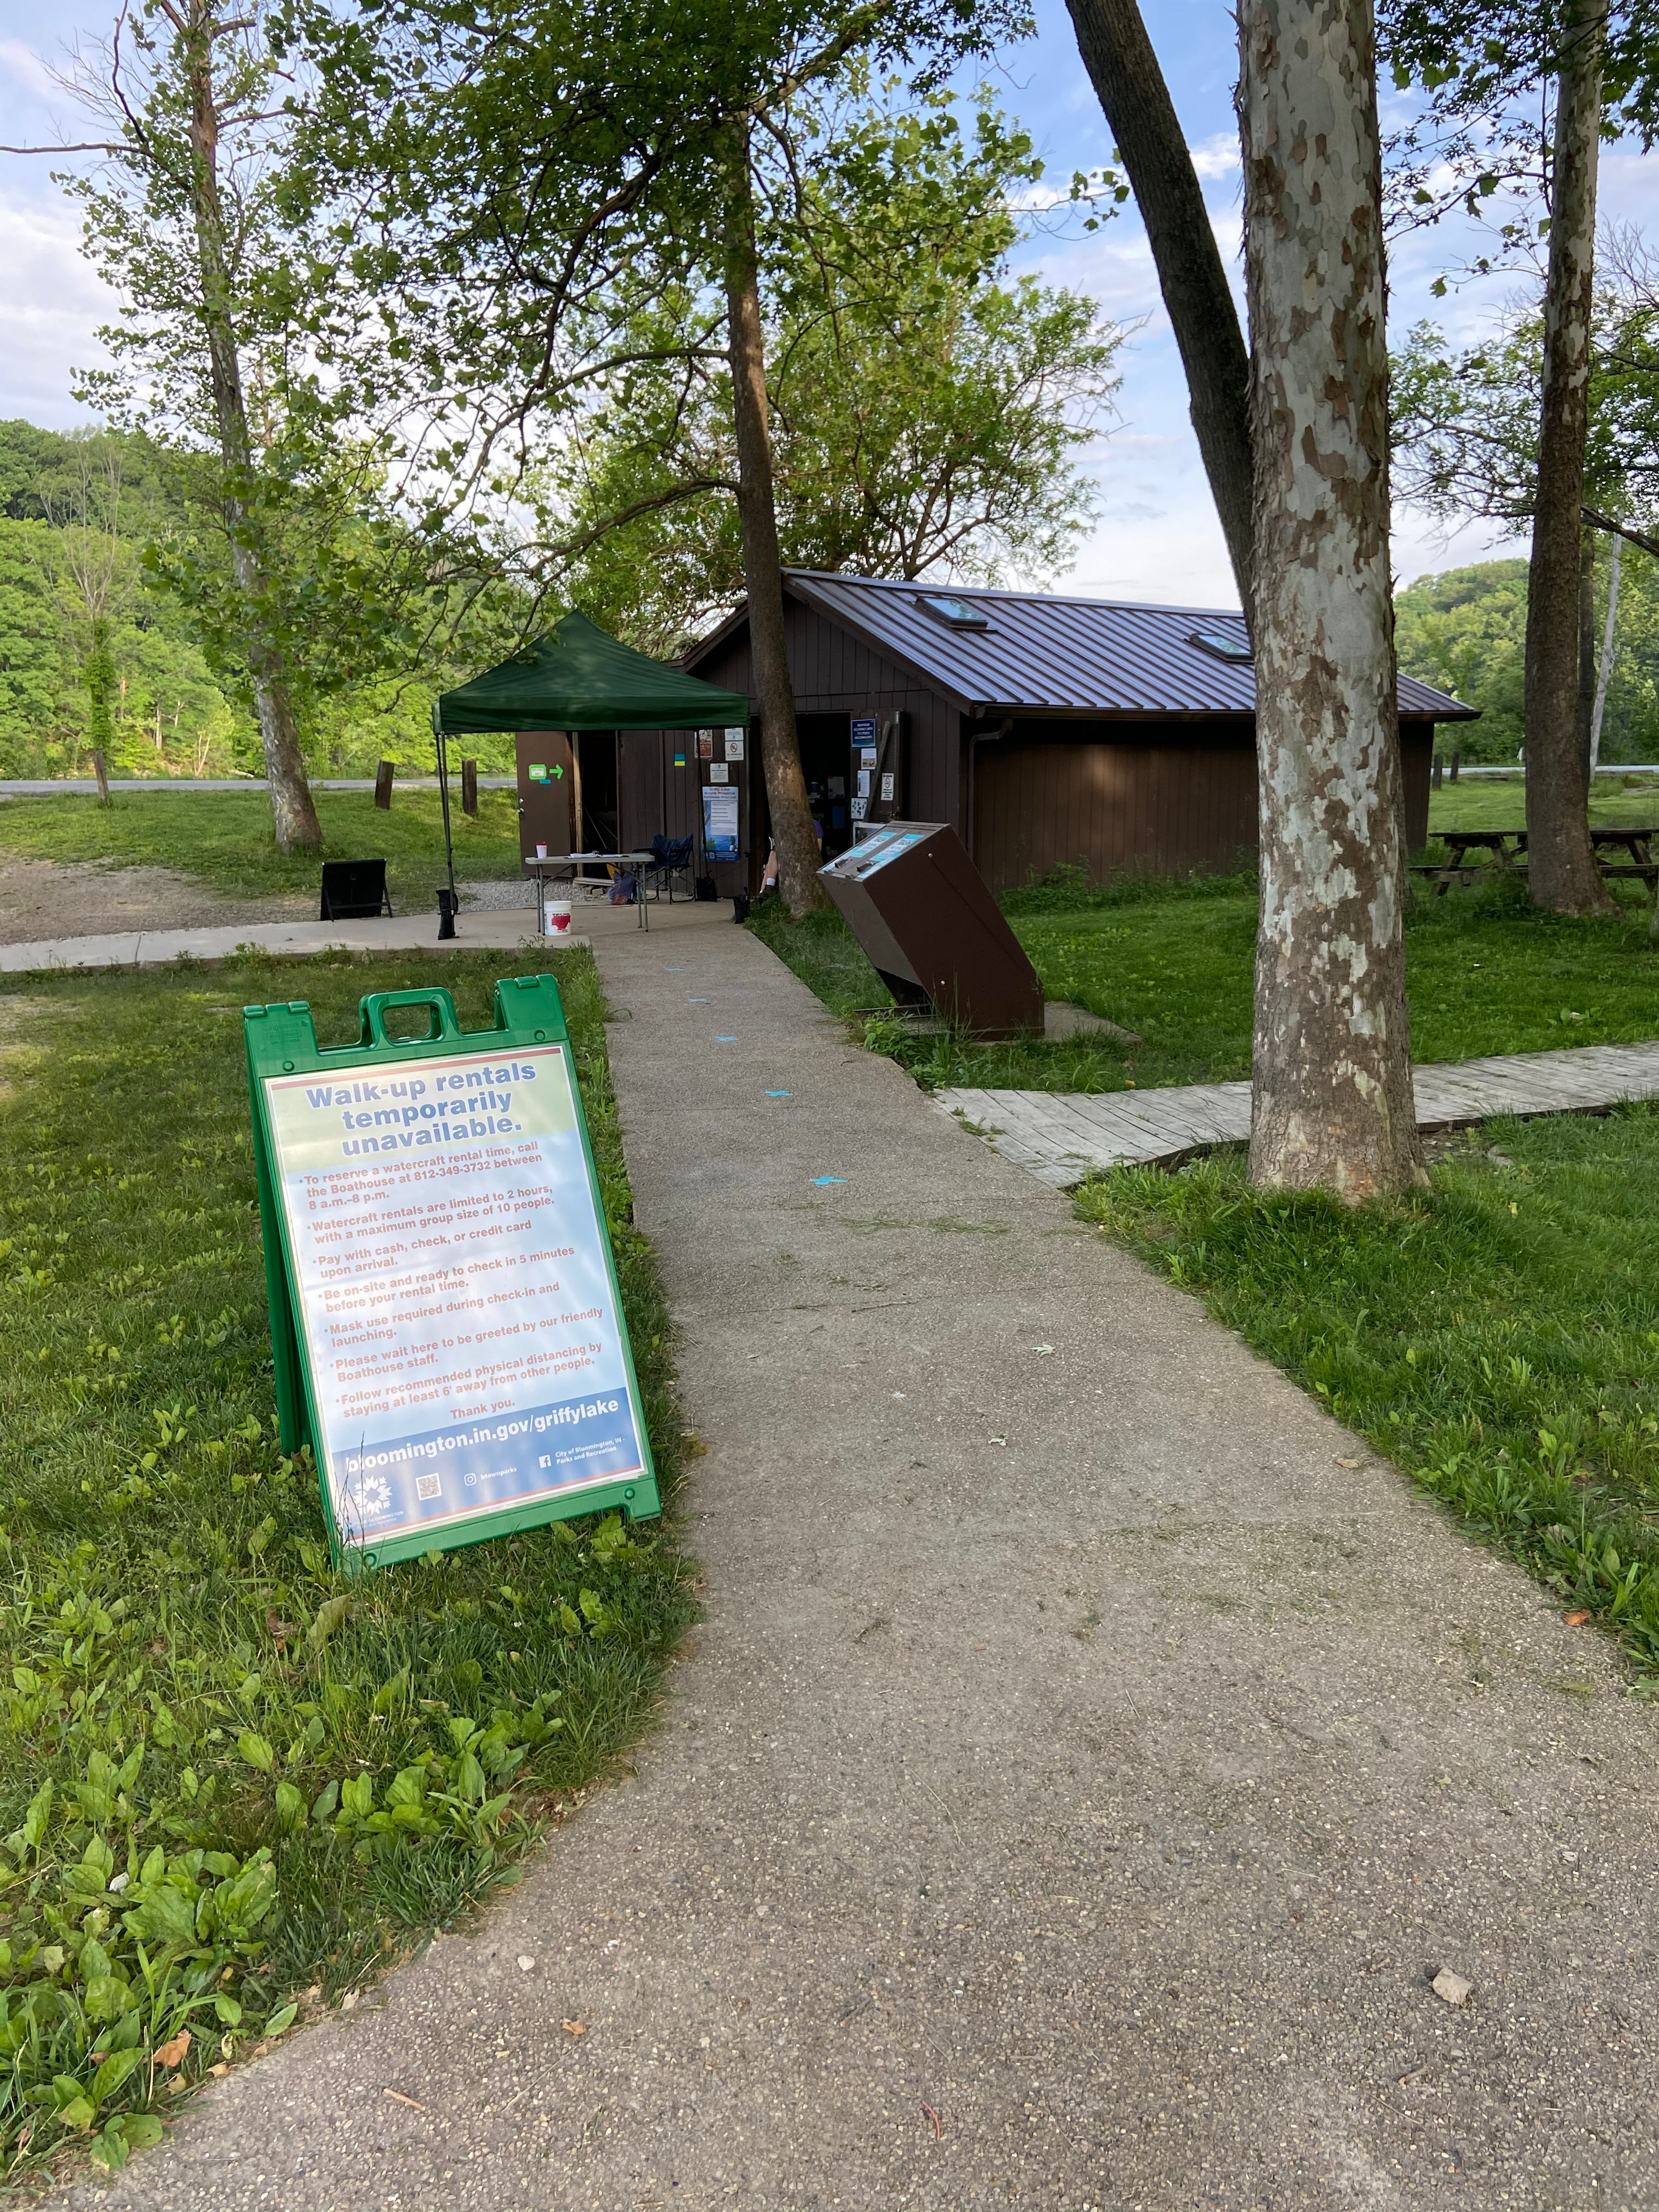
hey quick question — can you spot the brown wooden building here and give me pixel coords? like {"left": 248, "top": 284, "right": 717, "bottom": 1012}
{"left": 610, "top": 572, "right": 1475, "bottom": 894}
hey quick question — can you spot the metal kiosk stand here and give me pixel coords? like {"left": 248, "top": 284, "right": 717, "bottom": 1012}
{"left": 818, "top": 821, "right": 1043, "bottom": 1038}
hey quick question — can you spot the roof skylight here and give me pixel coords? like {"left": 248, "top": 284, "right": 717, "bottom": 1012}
{"left": 918, "top": 594, "right": 991, "bottom": 632}
{"left": 1189, "top": 628, "right": 1252, "bottom": 664}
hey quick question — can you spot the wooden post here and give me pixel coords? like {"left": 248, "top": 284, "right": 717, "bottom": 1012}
{"left": 374, "top": 759, "right": 394, "bottom": 810}
{"left": 91, "top": 749, "right": 111, "bottom": 807}
{"left": 461, "top": 759, "right": 478, "bottom": 817}
{"left": 1432, "top": 752, "right": 1443, "bottom": 790}
{"left": 1450, "top": 750, "right": 1460, "bottom": 782}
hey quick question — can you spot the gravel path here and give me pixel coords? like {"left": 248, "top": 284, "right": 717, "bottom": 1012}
{"left": 0, "top": 859, "right": 308, "bottom": 946}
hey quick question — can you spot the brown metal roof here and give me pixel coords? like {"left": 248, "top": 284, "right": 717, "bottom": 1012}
{"left": 694, "top": 571, "right": 1477, "bottom": 722}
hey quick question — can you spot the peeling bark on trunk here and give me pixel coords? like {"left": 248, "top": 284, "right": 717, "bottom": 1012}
{"left": 1240, "top": 0, "right": 1424, "bottom": 1201}
{"left": 1064, "top": 0, "right": 1255, "bottom": 617}
{"left": 182, "top": 1, "right": 320, "bottom": 854}
{"left": 1524, "top": 0, "right": 1614, "bottom": 913}
{"left": 719, "top": 122, "right": 825, "bottom": 917}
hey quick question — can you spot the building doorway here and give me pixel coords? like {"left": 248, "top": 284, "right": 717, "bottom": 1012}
{"left": 573, "top": 731, "right": 619, "bottom": 853}
{"left": 796, "top": 713, "right": 853, "bottom": 856}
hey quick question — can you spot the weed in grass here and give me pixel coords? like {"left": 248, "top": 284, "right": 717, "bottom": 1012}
{"left": 0, "top": 947, "right": 694, "bottom": 2182}
{"left": 1077, "top": 1105, "right": 1659, "bottom": 1680}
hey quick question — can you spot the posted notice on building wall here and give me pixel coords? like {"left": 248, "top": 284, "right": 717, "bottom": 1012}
{"left": 262, "top": 1045, "right": 645, "bottom": 1551}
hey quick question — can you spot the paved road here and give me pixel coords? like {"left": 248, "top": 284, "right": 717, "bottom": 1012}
{"left": 58, "top": 923, "right": 1659, "bottom": 2210}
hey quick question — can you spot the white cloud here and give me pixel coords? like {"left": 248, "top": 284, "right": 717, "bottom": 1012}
{"left": 1189, "top": 130, "right": 1240, "bottom": 182}
{"left": 0, "top": 36, "right": 57, "bottom": 103}
{"left": 0, "top": 188, "right": 114, "bottom": 424}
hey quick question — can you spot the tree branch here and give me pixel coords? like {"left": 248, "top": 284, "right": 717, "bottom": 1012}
{"left": 1583, "top": 505, "right": 1659, "bottom": 559}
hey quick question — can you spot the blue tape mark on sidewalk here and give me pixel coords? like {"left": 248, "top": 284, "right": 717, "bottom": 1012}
{"left": 715, "top": 1036, "right": 738, "bottom": 1042}
{"left": 766, "top": 1090, "right": 791, "bottom": 1098}
{"left": 810, "top": 1176, "right": 847, "bottom": 1185}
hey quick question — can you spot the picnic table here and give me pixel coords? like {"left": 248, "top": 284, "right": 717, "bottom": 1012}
{"left": 1414, "top": 826, "right": 1659, "bottom": 897}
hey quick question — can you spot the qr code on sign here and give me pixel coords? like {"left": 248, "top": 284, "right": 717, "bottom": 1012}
{"left": 416, "top": 1473, "right": 441, "bottom": 1501}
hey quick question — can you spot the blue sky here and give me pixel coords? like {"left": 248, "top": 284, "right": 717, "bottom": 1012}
{"left": 1, "top": 0, "right": 1653, "bottom": 610}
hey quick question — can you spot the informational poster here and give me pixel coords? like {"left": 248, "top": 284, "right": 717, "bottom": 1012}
{"left": 697, "top": 731, "right": 714, "bottom": 759}
{"left": 851, "top": 716, "right": 877, "bottom": 748}
{"left": 850, "top": 796, "right": 868, "bottom": 821}
{"left": 702, "top": 782, "right": 740, "bottom": 860}
{"left": 261, "top": 1045, "right": 647, "bottom": 1552}
{"left": 880, "top": 772, "right": 896, "bottom": 802}
{"left": 709, "top": 761, "right": 729, "bottom": 784}
{"left": 856, "top": 769, "right": 871, "bottom": 797}
{"left": 724, "top": 728, "right": 745, "bottom": 760}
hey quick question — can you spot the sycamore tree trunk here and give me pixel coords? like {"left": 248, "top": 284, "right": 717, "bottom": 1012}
{"left": 719, "top": 121, "right": 824, "bottom": 915}
{"left": 181, "top": 1, "right": 320, "bottom": 855}
{"left": 1525, "top": 0, "right": 1613, "bottom": 912}
{"left": 1064, "top": 0, "right": 1255, "bottom": 617}
{"left": 1240, "top": 0, "right": 1423, "bottom": 1200}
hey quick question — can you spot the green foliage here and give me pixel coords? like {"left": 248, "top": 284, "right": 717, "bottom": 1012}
{"left": 0, "top": 424, "right": 247, "bottom": 780}
{"left": 557, "top": 86, "right": 1121, "bottom": 654}
{"left": 1397, "top": 551, "right": 1659, "bottom": 765}
{"left": 753, "top": 866, "right": 1659, "bottom": 1092}
{"left": 1078, "top": 1103, "right": 1659, "bottom": 1679}
{"left": 0, "top": 946, "right": 694, "bottom": 2180}
{"left": 1395, "top": 561, "right": 1529, "bottom": 760}
{"left": 1392, "top": 293, "right": 1659, "bottom": 532}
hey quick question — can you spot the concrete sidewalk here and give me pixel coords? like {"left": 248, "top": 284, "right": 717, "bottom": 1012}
{"left": 0, "top": 891, "right": 725, "bottom": 973}
{"left": 60, "top": 925, "right": 1659, "bottom": 2210}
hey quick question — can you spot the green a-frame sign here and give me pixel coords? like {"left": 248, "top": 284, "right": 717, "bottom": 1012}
{"left": 244, "top": 974, "right": 659, "bottom": 1574}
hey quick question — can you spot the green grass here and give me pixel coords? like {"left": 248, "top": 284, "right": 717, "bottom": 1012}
{"left": 752, "top": 868, "right": 1659, "bottom": 1093}
{"left": 0, "top": 947, "right": 693, "bottom": 2182}
{"left": 1428, "top": 772, "right": 1659, "bottom": 833}
{"left": 0, "top": 791, "right": 523, "bottom": 913}
{"left": 1077, "top": 1109, "right": 1659, "bottom": 1686}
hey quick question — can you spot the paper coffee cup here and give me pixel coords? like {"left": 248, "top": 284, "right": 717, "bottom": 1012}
{"left": 535, "top": 842, "right": 548, "bottom": 859}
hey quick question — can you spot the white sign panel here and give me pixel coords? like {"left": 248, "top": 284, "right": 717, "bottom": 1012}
{"left": 723, "top": 728, "right": 745, "bottom": 760}
{"left": 262, "top": 1046, "right": 645, "bottom": 1550}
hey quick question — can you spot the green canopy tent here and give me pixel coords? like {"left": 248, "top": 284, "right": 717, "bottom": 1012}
{"left": 429, "top": 612, "right": 752, "bottom": 928}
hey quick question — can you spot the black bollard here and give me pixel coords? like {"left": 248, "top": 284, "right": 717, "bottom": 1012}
{"left": 436, "top": 886, "right": 458, "bottom": 940}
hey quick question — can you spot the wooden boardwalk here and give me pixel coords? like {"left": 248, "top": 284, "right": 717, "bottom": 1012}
{"left": 936, "top": 1039, "right": 1659, "bottom": 1189}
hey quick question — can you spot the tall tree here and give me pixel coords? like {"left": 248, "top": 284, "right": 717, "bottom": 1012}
{"left": 1524, "top": 0, "right": 1616, "bottom": 909}
{"left": 1379, "top": 0, "right": 1659, "bottom": 911}
{"left": 35, "top": 441, "right": 130, "bottom": 771}
{"left": 7, "top": 0, "right": 322, "bottom": 848}
{"left": 1240, "top": 0, "right": 1424, "bottom": 1197}
{"left": 721, "top": 117, "right": 823, "bottom": 910}
{"left": 1062, "top": 0, "right": 1254, "bottom": 615}
{"left": 286, "top": 0, "right": 1026, "bottom": 911}
{"left": 551, "top": 91, "right": 1121, "bottom": 653}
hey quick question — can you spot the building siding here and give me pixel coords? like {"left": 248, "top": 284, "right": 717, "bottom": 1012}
{"left": 970, "top": 720, "right": 1436, "bottom": 890}
{"left": 611, "top": 589, "right": 1450, "bottom": 894}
